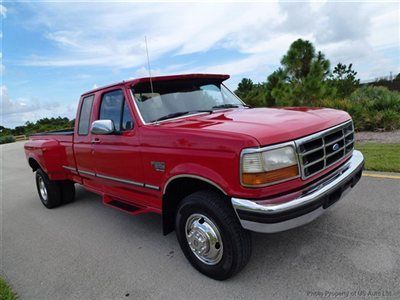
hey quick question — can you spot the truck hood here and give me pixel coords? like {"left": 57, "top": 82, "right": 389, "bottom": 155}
{"left": 162, "top": 107, "right": 351, "bottom": 146}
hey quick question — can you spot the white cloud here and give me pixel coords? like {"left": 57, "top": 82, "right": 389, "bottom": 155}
{"left": 369, "top": 9, "right": 400, "bottom": 50}
{"left": 16, "top": 3, "right": 281, "bottom": 69}
{"left": 15, "top": 2, "right": 398, "bottom": 79}
{"left": 0, "top": 4, "right": 7, "bottom": 18}
{"left": 1, "top": 85, "right": 40, "bottom": 116}
{"left": 0, "top": 85, "right": 76, "bottom": 128}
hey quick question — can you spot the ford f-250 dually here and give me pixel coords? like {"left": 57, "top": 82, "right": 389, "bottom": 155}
{"left": 24, "top": 74, "right": 364, "bottom": 280}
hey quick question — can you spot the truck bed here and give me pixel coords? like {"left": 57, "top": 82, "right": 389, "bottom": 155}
{"left": 25, "top": 128, "right": 76, "bottom": 181}
{"left": 30, "top": 128, "right": 74, "bottom": 136}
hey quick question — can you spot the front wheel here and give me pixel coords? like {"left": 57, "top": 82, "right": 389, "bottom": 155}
{"left": 175, "top": 190, "right": 252, "bottom": 280}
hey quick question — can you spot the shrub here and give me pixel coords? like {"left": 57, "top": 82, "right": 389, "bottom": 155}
{"left": 0, "top": 135, "right": 16, "bottom": 144}
{"left": 320, "top": 86, "right": 400, "bottom": 131}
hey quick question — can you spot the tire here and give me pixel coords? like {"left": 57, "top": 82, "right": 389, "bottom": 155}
{"left": 175, "top": 190, "right": 252, "bottom": 280}
{"left": 35, "top": 169, "right": 63, "bottom": 209}
{"left": 60, "top": 180, "right": 75, "bottom": 204}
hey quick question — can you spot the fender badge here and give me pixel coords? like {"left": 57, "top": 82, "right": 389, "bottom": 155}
{"left": 151, "top": 161, "right": 165, "bottom": 172}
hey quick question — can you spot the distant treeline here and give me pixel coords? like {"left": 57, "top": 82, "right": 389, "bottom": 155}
{"left": 1, "top": 117, "right": 74, "bottom": 143}
{"left": 361, "top": 76, "right": 400, "bottom": 92}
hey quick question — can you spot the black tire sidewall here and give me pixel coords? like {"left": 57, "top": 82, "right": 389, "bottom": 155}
{"left": 36, "top": 170, "right": 49, "bottom": 206}
{"left": 61, "top": 181, "right": 75, "bottom": 204}
{"left": 175, "top": 197, "right": 239, "bottom": 280}
{"left": 35, "top": 169, "right": 62, "bottom": 208}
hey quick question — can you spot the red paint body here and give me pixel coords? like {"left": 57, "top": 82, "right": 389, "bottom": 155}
{"left": 24, "top": 74, "right": 351, "bottom": 214}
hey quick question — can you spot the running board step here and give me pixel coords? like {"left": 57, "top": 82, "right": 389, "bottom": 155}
{"left": 103, "top": 196, "right": 151, "bottom": 216}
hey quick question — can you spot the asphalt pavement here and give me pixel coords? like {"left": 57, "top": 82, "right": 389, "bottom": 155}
{"left": 1, "top": 141, "right": 399, "bottom": 299}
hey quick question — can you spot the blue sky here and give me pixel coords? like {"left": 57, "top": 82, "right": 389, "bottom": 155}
{"left": 1, "top": 1, "right": 399, "bottom": 128}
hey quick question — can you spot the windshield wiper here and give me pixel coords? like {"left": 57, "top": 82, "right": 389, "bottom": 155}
{"left": 212, "top": 104, "right": 251, "bottom": 109}
{"left": 152, "top": 110, "right": 212, "bottom": 122}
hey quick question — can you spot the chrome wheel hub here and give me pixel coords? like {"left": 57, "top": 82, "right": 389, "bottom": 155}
{"left": 38, "top": 176, "right": 48, "bottom": 201}
{"left": 185, "top": 213, "right": 223, "bottom": 265}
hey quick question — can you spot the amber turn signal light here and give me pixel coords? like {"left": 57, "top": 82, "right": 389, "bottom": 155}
{"left": 242, "top": 165, "right": 299, "bottom": 186}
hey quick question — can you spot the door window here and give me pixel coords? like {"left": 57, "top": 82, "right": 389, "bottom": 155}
{"left": 99, "top": 90, "right": 133, "bottom": 132}
{"left": 78, "top": 95, "right": 94, "bottom": 135}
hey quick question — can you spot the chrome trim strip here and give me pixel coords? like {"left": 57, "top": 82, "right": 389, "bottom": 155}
{"left": 96, "top": 173, "right": 144, "bottom": 187}
{"left": 303, "top": 157, "right": 324, "bottom": 168}
{"left": 78, "top": 169, "right": 96, "bottom": 176}
{"left": 326, "top": 148, "right": 345, "bottom": 158}
{"left": 163, "top": 174, "right": 227, "bottom": 195}
{"left": 322, "top": 135, "right": 327, "bottom": 168}
{"left": 129, "top": 89, "right": 147, "bottom": 125}
{"left": 299, "top": 145, "right": 324, "bottom": 156}
{"left": 222, "top": 83, "right": 247, "bottom": 106}
{"left": 325, "top": 135, "right": 345, "bottom": 147}
{"left": 232, "top": 150, "right": 364, "bottom": 233}
{"left": 63, "top": 166, "right": 77, "bottom": 172}
{"left": 295, "top": 120, "right": 353, "bottom": 145}
{"left": 144, "top": 184, "right": 160, "bottom": 190}
{"left": 76, "top": 168, "right": 159, "bottom": 190}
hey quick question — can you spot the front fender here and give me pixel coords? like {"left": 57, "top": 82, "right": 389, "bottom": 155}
{"left": 163, "top": 163, "right": 230, "bottom": 195}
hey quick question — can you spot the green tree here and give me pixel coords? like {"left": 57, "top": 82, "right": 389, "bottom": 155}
{"left": 265, "top": 68, "right": 286, "bottom": 106}
{"left": 241, "top": 83, "right": 267, "bottom": 107}
{"left": 235, "top": 78, "right": 254, "bottom": 99}
{"left": 271, "top": 39, "right": 332, "bottom": 106}
{"left": 329, "top": 63, "right": 360, "bottom": 98}
{"left": 0, "top": 116, "right": 74, "bottom": 137}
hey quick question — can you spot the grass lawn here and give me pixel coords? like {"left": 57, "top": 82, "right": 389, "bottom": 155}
{"left": 356, "top": 143, "right": 400, "bottom": 173}
{"left": 0, "top": 277, "right": 16, "bottom": 300}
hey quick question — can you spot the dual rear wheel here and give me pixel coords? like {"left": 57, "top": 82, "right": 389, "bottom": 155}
{"left": 35, "top": 169, "right": 75, "bottom": 208}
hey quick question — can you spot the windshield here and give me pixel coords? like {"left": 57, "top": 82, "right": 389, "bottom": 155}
{"left": 131, "top": 80, "right": 246, "bottom": 123}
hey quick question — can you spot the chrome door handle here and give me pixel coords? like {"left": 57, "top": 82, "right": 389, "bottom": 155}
{"left": 91, "top": 138, "right": 101, "bottom": 144}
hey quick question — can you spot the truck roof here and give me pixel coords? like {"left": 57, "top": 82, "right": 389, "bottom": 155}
{"left": 82, "top": 73, "right": 230, "bottom": 96}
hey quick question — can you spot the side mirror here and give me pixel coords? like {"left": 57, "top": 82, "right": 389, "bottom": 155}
{"left": 91, "top": 120, "right": 115, "bottom": 135}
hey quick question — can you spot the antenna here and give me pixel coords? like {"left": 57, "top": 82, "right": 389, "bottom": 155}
{"left": 145, "top": 36, "right": 154, "bottom": 94}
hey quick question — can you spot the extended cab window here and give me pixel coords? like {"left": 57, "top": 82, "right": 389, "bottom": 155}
{"left": 99, "top": 90, "right": 133, "bottom": 132}
{"left": 78, "top": 95, "right": 94, "bottom": 135}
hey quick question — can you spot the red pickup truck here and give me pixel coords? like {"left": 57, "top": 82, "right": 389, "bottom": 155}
{"left": 24, "top": 74, "right": 364, "bottom": 280}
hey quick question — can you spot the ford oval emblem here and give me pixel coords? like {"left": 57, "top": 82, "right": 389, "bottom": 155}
{"left": 332, "top": 143, "right": 340, "bottom": 151}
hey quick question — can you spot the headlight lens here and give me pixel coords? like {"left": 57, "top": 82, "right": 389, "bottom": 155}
{"left": 241, "top": 145, "right": 299, "bottom": 186}
{"left": 261, "top": 147, "right": 297, "bottom": 171}
{"left": 242, "top": 153, "right": 264, "bottom": 173}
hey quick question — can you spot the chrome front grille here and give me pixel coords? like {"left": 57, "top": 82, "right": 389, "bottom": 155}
{"left": 295, "top": 121, "right": 355, "bottom": 179}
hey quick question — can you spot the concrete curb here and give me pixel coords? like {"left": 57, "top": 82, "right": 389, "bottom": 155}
{"left": 363, "top": 171, "right": 400, "bottom": 179}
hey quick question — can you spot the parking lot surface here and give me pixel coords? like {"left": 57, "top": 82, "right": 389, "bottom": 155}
{"left": 1, "top": 142, "right": 399, "bottom": 299}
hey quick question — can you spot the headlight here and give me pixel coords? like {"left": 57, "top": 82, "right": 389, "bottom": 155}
{"left": 241, "top": 145, "right": 299, "bottom": 186}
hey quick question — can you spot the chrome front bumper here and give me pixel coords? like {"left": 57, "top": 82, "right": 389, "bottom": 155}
{"left": 231, "top": 150, "right": 364, "bottom": 233}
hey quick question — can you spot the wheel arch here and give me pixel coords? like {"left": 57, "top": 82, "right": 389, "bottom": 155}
{"left": 28, "top": 157, "right": 43, "bottom": 172}
{"left": 162, "top": 175, "right": 228, "bottom": 235}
